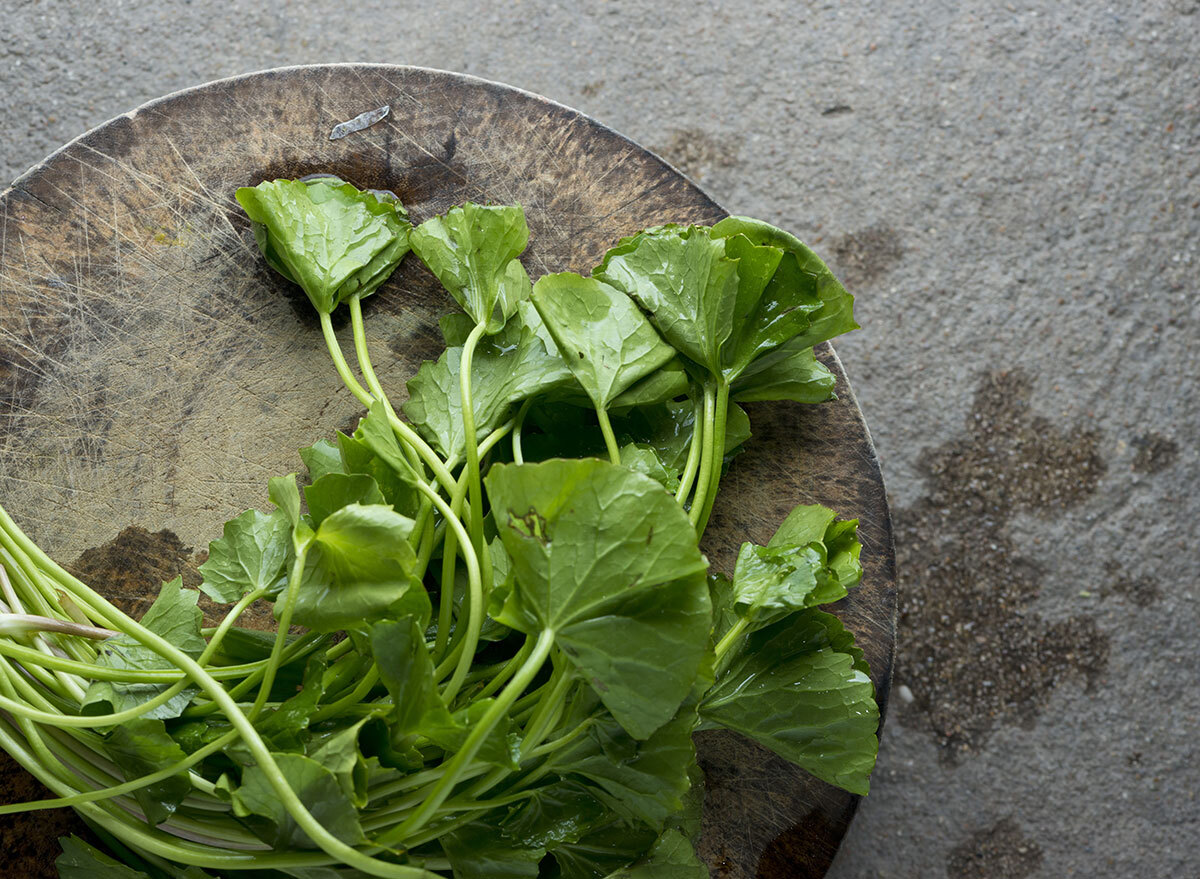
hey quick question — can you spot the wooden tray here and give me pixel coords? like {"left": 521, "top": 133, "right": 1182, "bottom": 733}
{"left": 0, "top": 65, "right": 895, "bottom": 878}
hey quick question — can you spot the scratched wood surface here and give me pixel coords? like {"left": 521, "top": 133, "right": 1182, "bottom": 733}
{"left": 0, "top": 65, "right": 895, "bottom": 878}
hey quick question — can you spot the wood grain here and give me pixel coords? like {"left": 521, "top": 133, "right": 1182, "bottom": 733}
{"left": 0, "top": 65, "right": 895, "bottom": 878}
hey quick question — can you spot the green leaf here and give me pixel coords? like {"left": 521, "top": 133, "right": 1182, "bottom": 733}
{"left": 232, "top": 752, "right": 364, "bottom": 848}
{"left": 56, "top": 837, "right": 153, "bottom": 878}
{"left": 103, "top": 718, "right": 190, "bottom": 825}
{"left": 268, "top": 473, "right": 303, "bottom": 528}
{"left": 197, "top": 508, "right": 291, "bottom": 603}
{"left": 409, "top": 202, "right": 530, "bottom": 332}
{"left": 303, "top": 473, "right": 385, "bottom": 527}
{"left": 711, "top": 215, "right": 858, "bottom": 353}
{"left": 255, "top": 651, "right": 328, "bottom": 751}
{"left": 236, "top": 178, "right": 411, "bottom": 315}
{"left": 288, "top": 504, "right": 427, "bottom": 632}
{"left": 770, "top": 503, "right": 863, "bottom": 592}
{"left": 608, "top": 829, "right": 709, "bottom": 879}
{"left": 83, "top": 578, "right": 205, "bottom": 720}
{"left": 403, "top": 310, "right": 572, "bottom": 461}
{"left": 550, "top": 815, "right": 658, "bottom": 879}
{"left": 442, "top": 814, "right": 545, "bottom": 879}
{"left": 731, "top": 541, "right": 841, "bottom": 620}
{"left": 731, "top": 343, "right": 836, "bottom": 404}
{"left": 531, "top": 272, "right": 675, "bottom": 410}
{"left": 608, "top": 360, "right": 690, "bottom": 411}
{"left": 369, "top": 618, "right": 443, "bottom": 735}
{"left": 555, "top": 701, "right": 698, "bottom": 831}
{"left": 501, "top": 780, "right": 609, "bottom": 850}
{"left": 724, "top": 505, "right": 863, "bottom": 633}
{"left": 307, "top": 718, "right": 372, "bottom": 809}
{"left": 485, "top": 459, "right": 711, "bottom": 738}
{"left": 719, "top": 232, "right": 828, "bottom": 381}
{"left": 339, "top": 405, "right": 421, "bottom": 517}
{"left": 594, "top": 225, "right": 739, "bottom": 376}
{"left": 421, "top": 698, "right": 521, "bottom": 770}
{"left": 617, "top": 399, "right": 750, "bottom": 472}
{"left": 299, "top": 438, "right": 345, "bottom": 482}
{"left": 619, "top": 443, "right": 679, "bottom": 493}
{"left": 700, "top": 609, "right": 878, "bottom": 794}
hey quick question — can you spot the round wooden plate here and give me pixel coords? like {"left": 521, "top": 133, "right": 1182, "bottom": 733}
{"left": 0, "top": 65, "right": 895, "bottom": 878}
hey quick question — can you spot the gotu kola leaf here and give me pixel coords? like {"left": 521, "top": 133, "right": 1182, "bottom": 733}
{"left": 82, "top": 577, "right": 205, "bottom": 720}
{"left": 699, "top": 608, "right": 879, "bottom": 795}
{"left": 710, "top": 214, "right": 858, "bottom": 355}
{"left": 231, "top": 752, "right": 365, "bottom": 849}
{"left": 408, "top": 202, "right": 531, "bottom": 332}
{"left": 236, "top": 178, "right": 411, "bottom": 315}
{"left": 531, "top": 272, "right": 675, "bottom": 410}
{"left": 286, "top": 503, "right": 429, "bottom": 632}
{"left": 593, "top": 225, "right": 739, "bottom": 376}
{"left": 198, "top": 507, "right": 291, "bottom": 603}
{"left": 403, "top": 305, "right": 572, "bottom": 461}
{"left": 484, "top": 459, "right": 711, "bottom": 740}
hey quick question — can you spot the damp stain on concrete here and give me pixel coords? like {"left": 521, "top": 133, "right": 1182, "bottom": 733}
{"left": 1130, "top": 432, "right": 1179, "bottom": 474}
{"left": 655, "top": 128, "right": 740, "bottom": 182}
{"left": 945, "top": 817, "right": 1044, "bottom": 879}
{"left": 830, "top": 224, "right": 903, "bottom": 290}
{"left": 894, "top": 369, "right": 1110, "bottom": 760}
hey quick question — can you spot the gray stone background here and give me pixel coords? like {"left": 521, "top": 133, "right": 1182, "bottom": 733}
{"left": 2, "top": 0, "right": 1197, "bottom": 876}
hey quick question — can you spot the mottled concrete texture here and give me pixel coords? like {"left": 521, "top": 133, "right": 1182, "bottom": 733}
{"left": 2, "top": 1, "right": 1197, "bottom": 876}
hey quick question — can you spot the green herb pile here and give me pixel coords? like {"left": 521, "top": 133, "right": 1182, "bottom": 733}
{"left": 0, "top": 176, "right": 879, "bottom": 878}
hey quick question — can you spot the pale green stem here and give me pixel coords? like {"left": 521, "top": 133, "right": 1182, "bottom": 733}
{"left": 595, "top": 405, "right": 621, "bottom": 465}
{"left": 688, "top": 382, "right": 718, "bottom": 526}
{"left": 675, "top": 394, "right": 705, "bottom": 503}
{"left": 379, "top": 629, "right": 555, "bottom": 845}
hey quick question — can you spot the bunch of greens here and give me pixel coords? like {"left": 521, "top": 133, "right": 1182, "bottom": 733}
{"left": 0, "top": 176, "right": 878, "bottom": 879}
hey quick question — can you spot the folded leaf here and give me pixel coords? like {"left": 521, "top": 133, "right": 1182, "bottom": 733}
{"left": 307, "top": 718, "right": 372, "bottom": 809}
{"left": 198, "top": 508, "right": 291, "bottom": 603}
{"left": 486, "top": 459, "right": 711, "bottom": 738}
{"left": 731, "top": 541, "right": 841, "bottom": 620}
{"left": 236, "top": 178, "right": 411, "bottom": 315}
{"left": 554, "top": 700, "right": 698, "bottom": 831}
{"left": 551, "top": 816, "right": 658, "bottom": 879}
{"left": 594, "top": 225, "right": 739, "bottom": 376}
{"left": 711, "top": 216, "right": 857, "bottom": 353}
{"left": 370, "top": 618, "right": 444, "bottom": 735}
{"left": 421, "top": 698, "right": 521, "bottom": 770}
{"left": 232, "top": 752, "right": 365, "bottom": 848}
{"left": 607, "top": 828, "right": 709, "bottom": 879}
{"left": 303, "top": 473, "right": 385, "bottom": 527}
{"left": 700, "top": 609, "right": 878, "bottom": 794}
{"left": 501, "top": 780, "right": 610, "bottom": 850}
{"left": 769, "top": 503, "right": 863, "bottom": 592}
{"left": 299, "top": 438, "right": 345, "bottom": 482}
{"left": 720, "top": 232, "right": 822, "bottom": 381}
{"left": 731, "top": 343, "right": 836, "bottom": 404}
{"left": 254, "top": 651, "right": 328, "bottom": 751}
{"left": 619, "top": 443, "right": 680, "bottom": 493}
{"left": 287, "top": 504, "right": 427, "bottom": 632}
{"left": 616, "top": 399, "right": 750, "bottom": 472}
{"left": 409, "top": 202, "right": 531, "bottom": 332}
{"left": 608, "top": 359, "right": 690, "bottom": 410}
{"left": 532, "top": 272, "right": 675, "bottom": 410}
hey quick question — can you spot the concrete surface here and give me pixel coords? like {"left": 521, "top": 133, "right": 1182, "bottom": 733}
{"left": 2, "top": 1, "right": 1197, "bottom": 876}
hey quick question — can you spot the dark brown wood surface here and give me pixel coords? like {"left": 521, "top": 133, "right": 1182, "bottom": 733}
{"left": 0, "top": 65, "right": 895, "bottom": 878}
